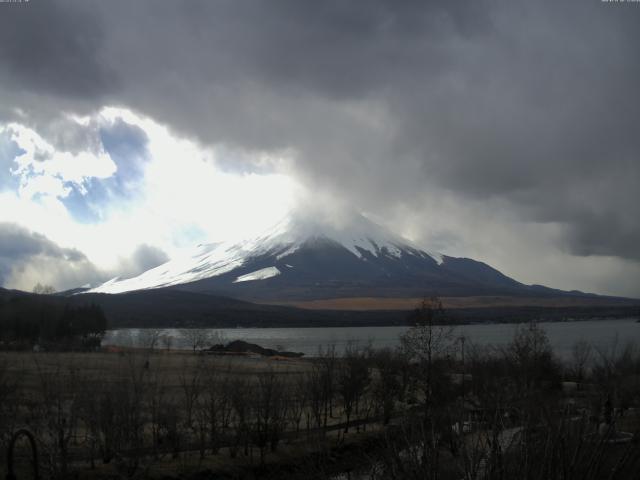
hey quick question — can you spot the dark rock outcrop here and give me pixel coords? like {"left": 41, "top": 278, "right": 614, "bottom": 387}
{"left": 205, "top": 340, "right": 304, "bottom": 358}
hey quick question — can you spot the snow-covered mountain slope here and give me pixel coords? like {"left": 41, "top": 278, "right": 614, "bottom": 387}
{"left": 88, "top": 212, "right": 440, "bottom": 293}
{"left": 86, "top": 211, "right": 526, "bottom": 300}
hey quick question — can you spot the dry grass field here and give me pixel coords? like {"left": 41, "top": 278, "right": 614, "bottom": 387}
{"left": 271, "top": 295, "right": 638, "bottom": 311}
{"left": 0, "top": 348, "right": 409, "bottom": 479}
{"left": 0, "top": 350, "right": 325, "bottom": 479}
{"left": 1, "top": 349, "right": 312, "bottom": 397}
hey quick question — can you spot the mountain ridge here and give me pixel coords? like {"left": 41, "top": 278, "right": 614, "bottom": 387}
{"left": 83, "top": 212, "right": 617, "bottom": 303}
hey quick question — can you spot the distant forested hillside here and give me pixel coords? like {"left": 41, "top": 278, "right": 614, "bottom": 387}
{"left": 0, "top": 290, "right": 107, "bottom": 349}
{"left": 1, "top": 287, "right": 638, "bottom": 333}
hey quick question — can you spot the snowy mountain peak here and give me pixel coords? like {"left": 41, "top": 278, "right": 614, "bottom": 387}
{"left": 260, "top": 211, "right": 441, "bottom": 261}
{"left": 86, "top": 212, "right": 444, "bottom": 295}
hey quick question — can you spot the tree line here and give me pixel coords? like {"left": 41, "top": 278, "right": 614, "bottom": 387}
{"left": 0, "top": 294, "right": 107, "bottom": 350}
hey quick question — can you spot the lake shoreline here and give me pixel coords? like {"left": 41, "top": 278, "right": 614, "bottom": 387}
{"left": 104, "top": 317, "right": 640, "bottom": 360}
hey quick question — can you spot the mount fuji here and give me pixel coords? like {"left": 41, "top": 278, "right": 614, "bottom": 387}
{"left": 86, "top": 211, "right": 565, "bottom": 303}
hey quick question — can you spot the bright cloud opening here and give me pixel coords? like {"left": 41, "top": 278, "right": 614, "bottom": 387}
{"left": 0, "top": 107, "right": 300, "bottom": 289}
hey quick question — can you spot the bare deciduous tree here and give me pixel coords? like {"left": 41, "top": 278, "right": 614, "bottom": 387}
{"left": 33, "top": 283, "right": 56, "bottom": 294}
{"left": 338, "top": 342, "right": 370, "bottom": 432}
{"left": 161, "top": 334, "right": 174, "bottom": 352}
{"left": 570, "top": 339, "right": 592, "bottom": 382}
{"left": 251, "top": 369, "right": 287, "bottom": 463}
{"left": 179, "top": 329, "right": 225, "bottom": 353}
{"left": 138, "top": 328, "right": 163, "bottom": 352}
{"left": 371, "top": 348, "right": 402, "bottom": 425}
{"left": 400, "top": 297, "right": 457, "bottom": 474}
{"left": 33, "top": 357, "right": 80, "bottom": 478}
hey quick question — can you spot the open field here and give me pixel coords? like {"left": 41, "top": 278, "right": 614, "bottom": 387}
{"left": 0, "top": 348, "right": 390, "bottom": 479}
{"left": 1, "top": 350, "right": 313, "bottom": 407}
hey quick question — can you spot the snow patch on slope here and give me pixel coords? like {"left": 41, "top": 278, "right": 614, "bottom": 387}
{"left": 233, "top": 266, "right": 281, "bottom": 283}
{"left": 431, "top": 252, "right": 444, "bottom": 265}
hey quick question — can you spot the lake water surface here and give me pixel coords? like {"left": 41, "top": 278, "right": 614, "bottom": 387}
{"left": 104, "top": 318, "right": 640, "bottom": 359}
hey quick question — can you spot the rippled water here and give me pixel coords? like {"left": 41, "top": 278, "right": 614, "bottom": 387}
{"left": 103, "top": 318, "right": 640, "bottom": 359}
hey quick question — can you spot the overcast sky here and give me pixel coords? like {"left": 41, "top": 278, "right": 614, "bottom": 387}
{"left": 0, "top": 0, "right": 639, "bottom": 297}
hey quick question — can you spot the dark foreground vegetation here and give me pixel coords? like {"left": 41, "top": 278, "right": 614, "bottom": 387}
{"left": 1, "top": 298, "right": 640, "bottom": 479}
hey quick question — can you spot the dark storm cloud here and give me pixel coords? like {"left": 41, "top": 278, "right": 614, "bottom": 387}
{"left": 120, "top": 244, "right": 169, "bottom": 279}
{"left": 1, "top": 1, "right": 639, "bottom": 272}
{"left": 0, "top": 222, "right": 99, "bottom": 288}
{"left": 0, "top": 0, "right": 115, "bottom": 99}
{"left": 0, "top": 223, "right": 168, "bottom": 290}
{"left": 0, "top": 222, "right": 85, "bottom": 262}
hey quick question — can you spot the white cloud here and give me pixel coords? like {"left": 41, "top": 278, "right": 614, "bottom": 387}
{"left": 3, "top": 121, "right": 116, "bottom": 198}
{"left": 0, "top": 107, "right": 299, "bottom": 285}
